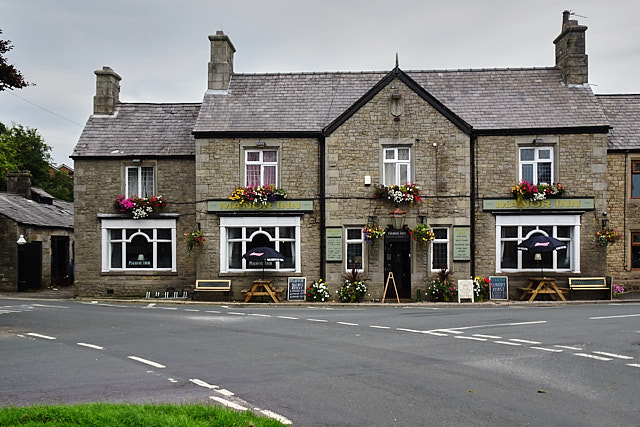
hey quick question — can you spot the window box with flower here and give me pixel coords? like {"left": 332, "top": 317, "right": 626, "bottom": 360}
{"left": 373, "top": 183, "right": 421, "bottom": 205}
{"left": 115, "top": 195, "right": 166, "bottom": 219}
{"left": 511, "top": 180, "right": 565, "bottom": 206}
{"left": 229, "top": 184, "right": 287, "bottom": 206}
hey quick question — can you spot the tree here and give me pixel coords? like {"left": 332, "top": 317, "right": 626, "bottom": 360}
{"left": 0, "top": 28, "right": 30, "bottom": 91}
{"left": 0, "top": 122, "right": 73, "bottom": 201}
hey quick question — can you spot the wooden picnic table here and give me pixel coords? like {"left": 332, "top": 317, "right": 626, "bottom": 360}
{"left": 242, "top": 280, "right": 283, "bottom": 303}
{"left": 518, "top": 277, "right": 568, "bottom": 302}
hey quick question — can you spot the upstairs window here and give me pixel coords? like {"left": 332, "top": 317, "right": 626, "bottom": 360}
{"left": 126, "top": 166, "right": 154, "bottom": 198}
{"left": 245, "top": 150, "right": 278, "bottom": 187}
{"left": 383, "top": 147, "right": 411, "bottom": 186}
{"left": 520, "top": 147, "right": 553, "bottom": 185}
{"left": 632, "top": 161, "right": 640, "bottom": 198}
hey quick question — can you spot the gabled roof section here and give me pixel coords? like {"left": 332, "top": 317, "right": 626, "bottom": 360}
{"left": 73, "top": 103, "right": 200, "bottom": 158}
{"left": 193, "top": 67, "right": 608, "bottom": 137}
{"left": 597, "top": 94, "right": 640, "bottom": 151}
{"left": 324, "top": 67, "right": 472, "bottom": 135}
{"left": 0, "top": 192, "right": 73, "bottom": 228}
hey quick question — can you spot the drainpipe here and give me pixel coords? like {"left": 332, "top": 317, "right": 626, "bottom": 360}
{"left": 319, "top": 136, "right": 327, "bottom": 279}
{"left": 470, "top": 133, "right": 477, "bottom": 278}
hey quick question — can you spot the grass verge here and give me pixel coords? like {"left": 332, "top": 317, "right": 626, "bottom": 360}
{"left": 0, "top": 403, "right": 287, "bottom": 426}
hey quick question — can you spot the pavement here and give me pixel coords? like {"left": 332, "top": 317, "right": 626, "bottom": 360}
{"left": 1, "top": 285, "right": 639, "bottom": 307}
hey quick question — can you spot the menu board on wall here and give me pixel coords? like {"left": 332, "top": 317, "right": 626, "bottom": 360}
{"left": 326, "top": 228, "right": 343, "bottom": 262}
{"left": 452, "top": 226, "right": 471, "bottom": 261}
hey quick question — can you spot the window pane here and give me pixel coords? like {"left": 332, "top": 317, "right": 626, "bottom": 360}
{"left": 538, "top": 163, "right": 552, "bottom": 184}
{"left": 385, "top": 149, "right": 395, "bottom": 160}
{"left": 501, "top": 226, "right": 517, "bottom": 238}
{"left": 556, "top": 226, "right": 571, "bottom": 238}
{"left": 263, "top": 150, "right": 277, "bottom": 162}
{"left": 522, "top": 226, "right": 536, "bottom": 236}
{"left": 632, "top": 246, "right": 640, "bottom": 269}
{"left": 110, "top": 229, "right": 122, "bottom": 240}
{"left": 399, "top": 164, "right": 408, "bottom": 184}
{"left": 501, "top": 241, "right": 517, "bottom": 269}
{"left": 279, "top": 241, "right": 295, "bottom": 268}
{"left": 540, "top": 226, "right": 553, "bottom": 235}
{"left": 384, "top": 163, "right": 395, "bottom": 185}
{"left": 432, "top": 242, "right": 448, "bottom": 270}
{"left": 521, "top": 164, "right": 533, "bottom": 183}
{"left": 520, "top": 148, "right": 535, "bottom": 161}
{"left": 126, "top": 235, "right": 152, "bottom": 268}
{"left": 557, "top": 246, "right": 570, "bottom": 269}
{"left": 263, "top": 165, "right": 276, "bottom": 185}
{"left": 634, "top": 162, "right": 640, "bottom": 173}
{"left": 347, "top": 229, "right": 362, "bottom": 240}
{"left": 246, "top": 165, "right": 260, "bottom": 186}
{"left": 110, "top": 242, "right": 122, "bottom": 268}
{"left": 141, "top": 167, "right": 154, "bottom": 197}
{"left": 398, "top": 148, "right": 410, "bottom": 161}
{"left": 433, "top": 228, "right": 448, "bottom": 239}
{"left": 262, "top": 227, "right": 276, "bottom": 237}
{"left": 246, "top": 151, "right": 260, "bottom": 162}
{"left": 228, "top": 228, "right": 242, "bottom": 239}
{"left": 127, "top": 168, "right": 138, "bottom": 197}
{"left": 157, "top": 229, "right": 171, "bottom": 240}
{"left": 157, "top": 243, "right": 172, "bottom": 268}
{"left": 633, "top": 174, "right": 640, "bottom": 198}
{"left": 346, "top": 243, "right": 362, "bottom": 270}
{"left": 279, "top": 227, "right": 294, "bottom": 238}
{"left": 229, "top": 242, "right": 242, "bottom": 268}
{"left": 538, "top": 149, "right": 551, "bottom": 160}
{"left": 633, "top": 233, "right": 640, "bottom": 244}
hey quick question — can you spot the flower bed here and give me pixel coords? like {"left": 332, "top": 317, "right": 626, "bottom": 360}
{"left": 229, "top": 185, "right": 287, "bottom": 206}
{"left": 115, "top": 195, "right": 166, "bottom": 219}
{"left": 373, "top": 183, "right": 421, "bottom": 204}
{"left": 306, "top": 279, "right": 330, "bottom": 302}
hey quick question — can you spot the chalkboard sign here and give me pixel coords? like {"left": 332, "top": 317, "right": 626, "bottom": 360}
{"left": 287, "top": 277, "right": 307, "bottom": 301}
{"left": 489, "top": 276, "right": 508, "bottom": 300}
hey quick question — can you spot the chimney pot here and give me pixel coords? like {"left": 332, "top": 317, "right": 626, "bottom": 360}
{"left": 208, "top": 31, "right": 235, "bottom": 91}
{"left": 93, "top": 66, "right": 121, "bottom": 115}
{"left": 553, "top": 11, "right": 588, "bottom": 85}
{"left": 6, "top": 171, "right": 32, "bottom": 199}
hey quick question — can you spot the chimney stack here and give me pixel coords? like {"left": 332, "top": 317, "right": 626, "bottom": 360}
{"left": 93, "top": 66, "right": 121, "bottom": 115}
{"left": 553, "top": 10, "right": 588, "bottom": 85}
{"left": 6, "top": 171, "right": 32, "bottom": 199}
{"left": 208, "top": 31, "right": 235, "bottom": 91}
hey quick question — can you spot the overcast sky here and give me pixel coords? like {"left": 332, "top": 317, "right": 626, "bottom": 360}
{"left": 1, "top": 0, "right": 639, "bottom": 166}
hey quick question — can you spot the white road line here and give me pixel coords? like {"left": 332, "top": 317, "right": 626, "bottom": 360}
{"left": 592, "top": 351, "right": 634, "bottom": 360}
{"left": 627, "top": 363, "right": 640, "bottom": 368}
{"left": 260, "top": 409, "right": 293, "bottom": 425}
{"left": 277, "top": 316, "right": 299, "bottom": 320}
{"left": 435, "top": 329, "right": 464, "bottom": 335}
{"left": 216, "top": 388, "right": 235, "bottom": 397}
{"left": 160, "top": 307, "right": 177, "bottom": 311}
{"left": 574, "top": 353, "right": 612, "bottom": 361}
{"left": 210, "top": 396, "right": 246, "bottom": 411}
{"left": 336, "top": 322, "right": 358, "bottom": 326}
{"left": 228, "top": 312, "right": 246, "bottom": 316}
{"left": 206, "top": 310, "right": 221, "bottom": 314}
{"left": 494, "top": 341, "right": 521, "bottom": 346}
{"left": 454, "top": 336, "right": 487, "bottom": 341}
{"left": 189, "top": 378, "right": 219, "bottom": 390}
{"left": 396, "top": 328, "right": 422, "bottom": 333}
{"left": 589, "top": 313, "right": 640, "bottom": 320}
{"left": 531, "top": 347, "right": 563, "bottom": 353}
{"left": 369, "top": 325, "right": 390, "bottom": 329}
{"left": 26, "top": 333, "right": 56, "bottom": 340}
{"left": 146, "top": 303, "right": 156, "bottom": 308}
{"left": 0, "top": 310, "right": 21, "bottom": 314}
{"left": 555, "top": 345, "right": 583, "bottom": 351}
{"left": 423, "top": 331, "right": 448, "bottom": 337}
{"left": 248, "top": 313, "right": 271, "bottom": 317}
{"left": 307, "top": 318, "right": 328, "bottom": 323}
{"left": 32, "top": 304, "right": 68, "bottom": 309}
{"left": 445, "top": 320, "right": 547, "bottom": 332}
{"left": 77, "top": 342, "right": 103, "bottom": 350}
{"left": 509, "top": 339, "right": 542, "bottom": 344}
{"left": 127, "top": 356, "right": 166, "bottom": 369}
{"left": 473, "top": 334, "right": 502, "bottom": 339}
{"left": 184, "top": 309, "right": 200, "bottom": 312}
{"left": 168, "top": 378, "right": 178, "bottom": 383}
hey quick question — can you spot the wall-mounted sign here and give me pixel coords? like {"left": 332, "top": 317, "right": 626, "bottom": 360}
{"left": 326, "top": 228, "right": 343, "bottom": 262}
{"left": 452, "top": 226, "right": 471, "bottom": 261}
{"left": 208, "top": 200, "right": 313, "bottom": 213}
{"left": 385, "top": 229, "right": 410, "bottom": 242}
{"left": 483, "top": 198, "right": 594, "bottom": 211}
{"left": 287, "top": 277, "right": 306, "bottom": 301}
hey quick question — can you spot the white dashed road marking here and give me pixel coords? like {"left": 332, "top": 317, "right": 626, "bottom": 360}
{"left": 215, "top": 388, "right": 235, "bottom": 397}
{"left": 555, "top": 345, "right": 583, "bottom": 351}
{"left": 277, "top": 316, "right": 299, "bottom": 320}
{"left": 190, "top": 378, "right": 219, "bottom": 390}
{"left": 337, "top": 322, "right": 359, "bottom": 326}
{"left": 494, "top": 341, "right": 521, "bottom": 346}
{"left": 531, "top": 347, "right": 563, "bottom": 353}
{"left": 592, "top": 351, "right": 633, "bottom": 360}
{"left": 210, "top": 395, "right": 247, "bottom": 411}
{"left": 127, "top": 356, "right": 166, "bottom": 369}
{"left": 589, "top": 313, "right": 640, "bottom": 320}
{"left": 509, "top": 339, "right": 541, "bottom": 344}
{"left": 454, "top": 336, "right": 487, "bottom": 341}
{"left": 574, "top": 353, "right": 612, "bottom": 361}
{"left": 473, "top": 334, "right": 502, "bottom": 339}
{"left": 26, "top": 333, "right": 56, "bottom": 340}
{"left": 77, "top": 342, "right": 103, "bottom": 350}
{"left": 369, "top": 325, "right": 390, "bottom": 329}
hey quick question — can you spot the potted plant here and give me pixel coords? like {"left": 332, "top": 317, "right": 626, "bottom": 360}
{"left": 306, "top": 279, "right": 330, "bottom": 302}
{"left": 409, "top": 223, "right": 435, "bottom": 248}
{"left": 337, "top": 268, "right": 368, "bottom": 303}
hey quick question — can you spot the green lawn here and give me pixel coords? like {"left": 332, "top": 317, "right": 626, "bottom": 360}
{"left": 0, "top": 403, "right": 287, "bottom": 426}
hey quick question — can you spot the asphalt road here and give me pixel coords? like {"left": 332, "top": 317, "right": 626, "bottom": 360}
{"left": 1, "top": 299, "right": 639, "bottom": 426}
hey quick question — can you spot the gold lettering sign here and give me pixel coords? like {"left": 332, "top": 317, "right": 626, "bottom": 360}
{"left": 483, "top": 198, "right": 594, "bottom": 211}
{"left": 208, "top": 200, "right": 313, "bottom": 213}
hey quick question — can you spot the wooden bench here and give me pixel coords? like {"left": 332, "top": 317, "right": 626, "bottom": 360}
{"left": 568, "top": 277, "right": 611, "bottom": 300}
{"left": 193, "top": 280, "right": 232, "bottom": 301}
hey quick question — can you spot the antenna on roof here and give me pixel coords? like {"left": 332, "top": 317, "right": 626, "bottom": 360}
{"left": 395, "top": 53, "right": 399, "bottom": 69}
{"left": 569, "top": 10, "right": 588, "bottom": 19}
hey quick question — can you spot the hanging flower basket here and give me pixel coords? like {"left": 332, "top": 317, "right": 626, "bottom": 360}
{"left": 595, "top": 227, "right": 620, "bottom": 248}
{"left": 373, "top": 183, "right": 421, "bottom": 205}
{"left": 511, "top": 180, "right": 565, "bottom": 205}
{"left": 115, "top": 195, "right": 166, "bottom": 219}
{"left": 185, "top": 229, "right": 206, "bottom": 254}
{"left": 363, "top": 223, "right": 385, "bottom": 245}
{"left": 409, "top": 223, "right": 435, "bottom": 248}
{"left": 229, "top": 184, "right": 287, "bottom": 206}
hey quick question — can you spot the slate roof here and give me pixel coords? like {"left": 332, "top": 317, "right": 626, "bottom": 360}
{"left": 0, "top": 191, "right": 73, "bottom": 228}
{"left": 596, "top": 95, "right": 640, "bottom": 150}
{"left": 73, "top": 103, "right": 200, "bottom": 158}
{"left": 193, "top": 67, "right": 609, "bottom": 135}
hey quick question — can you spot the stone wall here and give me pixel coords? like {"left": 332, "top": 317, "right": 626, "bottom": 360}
{"left": 475, "top": 133, "right": 609, "bottom": 297}
{"left": 74, "top": 157, "right": 197, "bottom": 297}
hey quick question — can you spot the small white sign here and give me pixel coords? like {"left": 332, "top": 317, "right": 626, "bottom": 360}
{"left": 458, "top": 280, "right": 474, "bottom": 303}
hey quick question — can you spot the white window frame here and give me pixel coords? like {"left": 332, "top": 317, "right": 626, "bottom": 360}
{"left": 519, "top": 146, "right": 554, "bottom": 185}
{"left": 101, "top": 218, "right": 176, "bottom": 272}
{"left": 244, "top": 149, "right": 278, "bottom": 187}
{"left": 345, "top": 227, "right": 364, "bottom": 273}
{"left": 125, "top": 165, "right": 155, "bottom": 198}
{"left": 383, "top": 147, "right": 411, "bottom": 186}
{"left": 430, "top": 227, "right": 449, "bottom": 272}
{"left": 219, "top": 216, "right": 300, "bottom": 273}
{"left": 495, "top": 215, "right": 580, "bottom": 273}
